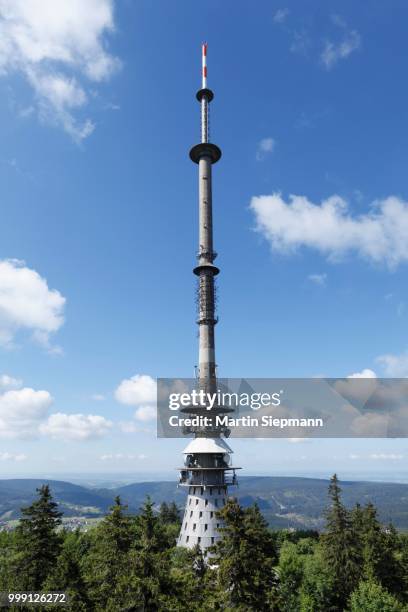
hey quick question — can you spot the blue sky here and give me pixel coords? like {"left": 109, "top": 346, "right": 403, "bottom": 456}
{"left": 0, "top": 0, "right": 407, "bottom": 479}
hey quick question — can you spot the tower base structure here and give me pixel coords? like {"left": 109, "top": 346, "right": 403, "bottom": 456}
{"left": 176, "top": 436, "right": 239, "bottom": 551}
{"left": 178, "top": 484, "right": 227, "bottom": 549}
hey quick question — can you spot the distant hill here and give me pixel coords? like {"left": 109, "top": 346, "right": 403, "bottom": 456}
{"left": 0, "top": 479, "right": 112, "bottom": 520}
{"left": 1, "top": 476, "right": 408, "bottom": 530}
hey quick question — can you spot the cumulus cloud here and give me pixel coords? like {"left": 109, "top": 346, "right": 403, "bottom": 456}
{"left": 321, "top": 16, "right": 360, "bottom": 70}
{"left": 256, "top": 137, "right": 275, "bottom": 161}
{"left": 115, "top": 374, "right": 156, "bottom": 405}
{"left": 115, "top": 374, "right": 157, "bottom": 422}
{"left": 377, "top": 352, "right": 408, "bottom": 377}
{"left": 350, "top": 412, "right": 389, "bottom": 436}
{"left": 0, "top": 386, "right": 53, "bottom": 438}
{"left": 348, "top": 369, "right": 377, "bottom": 379}
{"left": 250, "top": 194, "right": 408, "bottom": 268}
{"left": 0, "top": 375, "right": 112, "bottom": 440}
{"left": 40, "top": 412, "right": 112, "bottom": 440}
{"left": 0, "top": 259, "right": 65, "bottom": 351}
{"left": 308, "top": 273, "right": 327, "bottom": 286}
{"left": 0, "top": 0, "right": 119, "bottom": 140}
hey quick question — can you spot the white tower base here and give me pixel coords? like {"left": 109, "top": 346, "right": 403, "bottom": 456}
{"left": 177, "top": 484, "right": 227, "bottom": 549}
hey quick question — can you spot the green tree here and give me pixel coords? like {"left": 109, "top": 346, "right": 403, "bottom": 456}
{"left": 349, "top": 579, "right": 406, "bottom": 612}
{"left": 44, "top": 530, "right": 90, "bottom": 611}
{"left": 168, "top": 545, "right": 211, "bottom": 611}
{"left": 299, "top": 545, "right": 336, "bottom": 612}
{"left": 83, "top": 495, "right": 135, "bottom": 611}
{"left": 360, "top": 503, "right": 386, "bottom": 581}
{"left": 127, "top": 496, "right": 175, "bottom": 611}
{"left": 278, "top": 540, "right": 305, "bottom": 612}
{"left": 13, "top": 485, "right": 62, "bottom": 590}
{"left": 0, "top": 531, "right": 15, "bottom": 592}
{"left": 159, "top": 501, "right": 170, "bottom": 523}
{"left": 212, "top": 499, "right": 279, "bottom": 611}
{"left": 400, "top": 533, "right": 408, "bottom": 603}
{"left": 167, "top": 501, "right": 181, "bottom": 524}
{"left": 351, "top": 504, "right": 405, "bottom": 597}
{"left": 322, "top": 474, "right": 361, "bottom": 610}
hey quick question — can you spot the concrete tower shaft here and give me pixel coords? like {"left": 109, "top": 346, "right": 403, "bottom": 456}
{"left": 190, "top": 43, "right": 221, "bottom": 397}
{"left": 197, "top": 155, "right": 217, "bottom": 392}
{"left": 177, "top": 44, "right": 240, "bottom": 553}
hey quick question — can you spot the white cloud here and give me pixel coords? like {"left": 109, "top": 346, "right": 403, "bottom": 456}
{"left": 91, "top": 393, "right": 105, "bottom": 401}
{"left": 287, "top": 438, "right": 310, "bottom": 443}
{"left": 348, "top": 369, "right": 377, "bottom": 379}
{"left": 250, "top": 194, "right": 408, "bottom": 268}
{"left": 273, "top": 8, "right": 289, "bottom": 24}
{"left": 350, "top": 452, "right": 404, "bottom": 461}
{"left": 0, "top": 387, "right": 53, "bottom": 438}
{"left": 100, "top": 452, "right": 147, "bottom": 461}
{"left": 0, "top": 374, "right": 22, "bottom": 389}
{"left": 377, "top": 352, "right": 408, "bottom": 377}
{"left": 40, "top": 412, "right": 112, "bottom": 440}
{"left": 0, "top": 259, "right": 65, "bottom": 350}
{"left": 321, "top": 16, "right": 360, "bottom": 70}
{"left": 0, "top": 375, "right": 112, "bottom": 440}
{"left": 115, "top": 374, "right": 156, "bottom": 406}
{"left": 369, "top": 453, "right": 404, "bottom": 461}
{"left": 0, "top": 0, "right": 119, "bottom": 140}
{"left": 308, "top": 273, "right": 327, "bottom": 286}
{"left": 350, "top": 412, "right": 389, "bottom": 436}
{"left": 133, "top": 405, "right": 156, "bottom": 422}
{"left": 256, "top": 137, "right": 276, "bottom": 161}
{"left": 0, "top": 451, "right": 27, "bottom": 461}
{"left": 115, "top": 374, "right": 157, "bottom": 421}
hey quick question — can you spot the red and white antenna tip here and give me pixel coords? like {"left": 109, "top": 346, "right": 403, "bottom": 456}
{"left": 202, "top": 42, "right": 207, "bottom": 89}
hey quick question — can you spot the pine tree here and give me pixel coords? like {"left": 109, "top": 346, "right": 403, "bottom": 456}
{"left": 0, "top": 531, "right": 15, "bottom": 592}
{"left": 159, "top": 501, "right": 170, "bottom": 523}
{"left": 159, "top": 501, "right": 180, "bottom": 525}
{"left": 83, "top": 495, "right": 135, "bottom": 610}
{"left": 381, "top": 524, "right": 406, "bottom": 599}
{"left": 400, "top": 533, "right": 408, "bottom": 603}
{"left": 212, "top": 499, "right": 279, "bottom": 611}
{"left": 168, "top": 545, "right": 211, "bottom": 611}
{"left": 128, "top": 496, "right": 175, "bottom": 611}
{"left": 322, "top": 474, "right": 361, "bottom": 610}
{"left": 44, "top": 531, "right": 90, "bottom": 611}
{"left": 13, "top": 484, "right": 62, "bottom": 590}
{"left": 352, "top": 504, "right": 404, "bottom": 597}
{"left": 360, "top": 502, "right": 384, "bottom": 581}
{"left": 167, "top": 501, "right": 181, "bottom": 524}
